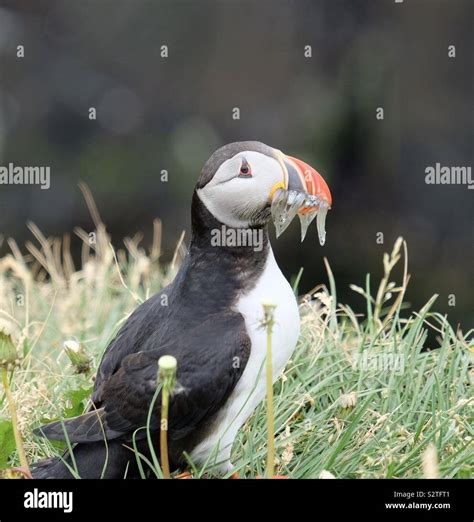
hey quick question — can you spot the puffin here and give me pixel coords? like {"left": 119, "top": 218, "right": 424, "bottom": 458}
{"left": 32, "top": 141, "right": 332, "bottom": 478}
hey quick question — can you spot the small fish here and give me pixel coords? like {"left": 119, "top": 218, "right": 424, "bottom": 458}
{"left": 271, "top": 189, "right": 331, "bottom": 246}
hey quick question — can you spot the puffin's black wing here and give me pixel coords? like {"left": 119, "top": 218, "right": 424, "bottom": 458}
{"left": 91, "top": 289, "right": 169, "bottom": 404}
{"left": 37, "top": 312, "right": 251, "bottom": 443}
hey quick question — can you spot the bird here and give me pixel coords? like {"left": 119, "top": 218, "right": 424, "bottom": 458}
{"left": 32, "top": 141, "right": 332, "bottom": 478}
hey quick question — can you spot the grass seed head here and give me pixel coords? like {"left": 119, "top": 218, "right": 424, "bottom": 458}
{"left": 63, "top": 339, "right": 92, "bottom": 374}
{"left": 422, "top": 443, "right": 440, "bottom": 479}
{"left": 339, "top": 391, "right": 357, "bottom": 409}
{"left": 158, "top": 355, "right": 177, "bottom": 392}
{"left": 0, "top": 318, "right": 21, "bottom": 369}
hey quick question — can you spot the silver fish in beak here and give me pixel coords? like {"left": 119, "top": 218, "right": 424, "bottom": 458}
{"left": 270, "top": 153, "right": 332, "bottom": 245}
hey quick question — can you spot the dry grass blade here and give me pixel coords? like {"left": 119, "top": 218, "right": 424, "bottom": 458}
{"left": 78, "top": 182, "right": 103, "bottom": 229}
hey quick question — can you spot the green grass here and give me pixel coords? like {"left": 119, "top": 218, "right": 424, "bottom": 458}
{"left": 0, "top": 209, "right": 472, "bottom": 478}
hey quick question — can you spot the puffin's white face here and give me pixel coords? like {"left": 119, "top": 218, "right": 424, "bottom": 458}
{"left": 197, "top": 150, "right": 285, "bottom": 228}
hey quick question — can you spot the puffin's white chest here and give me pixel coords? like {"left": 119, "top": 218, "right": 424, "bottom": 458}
{"left": 190, "top": 248, "right": 300, "bottom": 471}
{"left": 235, "top": 249, "right": 300, "bottom": 389}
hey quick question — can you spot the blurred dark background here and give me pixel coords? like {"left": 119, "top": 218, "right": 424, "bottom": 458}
{"left": 0, "top": 0, "right": 472, "bottom": 329}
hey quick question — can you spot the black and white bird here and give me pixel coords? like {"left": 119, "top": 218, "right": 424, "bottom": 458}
{"left": 33, "top": 141, "right": 332, "bottom": 478}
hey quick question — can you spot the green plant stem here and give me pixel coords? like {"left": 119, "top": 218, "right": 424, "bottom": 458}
{"left": 265, "top": 317, "right": 275, "bottom": 478}
{"left": 1, "top": 368, "right": 30, "bottom": 475}
{"left": 160, "top": 386, "right": 170, "bottom": 478}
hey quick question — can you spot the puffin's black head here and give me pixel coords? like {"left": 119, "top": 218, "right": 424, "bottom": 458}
{"left": 195, "top": 141, "right": 332, "bottom": 232}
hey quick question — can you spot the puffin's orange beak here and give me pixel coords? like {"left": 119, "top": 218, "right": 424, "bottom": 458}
{"left": 270, "top": 152, "right": 332, "bottom": 245}
{"left": 283, "top": 155, "right": 332, "bottom": 209}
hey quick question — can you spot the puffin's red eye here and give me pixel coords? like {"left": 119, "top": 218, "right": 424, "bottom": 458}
{"left": 239, "top": 159, "right": 252, "bottom": 177}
